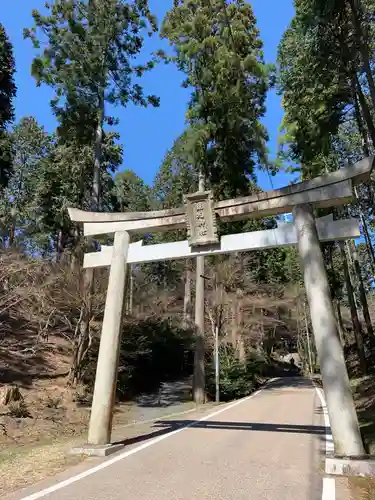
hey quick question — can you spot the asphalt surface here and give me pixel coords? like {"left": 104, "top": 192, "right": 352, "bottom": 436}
{"left": 8, "top": 377, "right": 327, "bottom": 500}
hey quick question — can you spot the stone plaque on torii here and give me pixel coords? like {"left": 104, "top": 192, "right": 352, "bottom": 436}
{"left": 68, "top": 156, "right": 374, "bottom": 458}
{"left": 184, "top": 190, "right": 218, "bottom": 246}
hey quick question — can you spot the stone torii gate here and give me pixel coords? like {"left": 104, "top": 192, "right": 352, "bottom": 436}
{"left": 69, "top": 156, "right": 374, "bottom": 458}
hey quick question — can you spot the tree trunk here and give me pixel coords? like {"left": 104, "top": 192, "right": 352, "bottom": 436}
{"left": 348, "top": 0, "right": 375, "bottom": 109}
{"left": 231, "top": 288, "right": 244, "bottom": 359}
{"left": 69, "top": 267, "right": 95, "bottom": 384}
{"left": 238, "top": 338, "right": 246, "bottom": 363}
{"left": 8, "top": 225, "right": 15, "bottom": 247}
{"left": 231, "top": 252, "right": 245, "bottom": 360}
{"left": 335, "top": 299, "right": 345, "bottom": 346}
{"left": 329, "top": 245, "right": 347, "bottom": 347}
{"left": 237, "top": 289, "right": 246, "bottom": 361}
{"left": 353, "top": 186, "right": 375, "bottom": 271}
{"left": 183, "top": 261, "right": 192, "bottom": 328}
{"left": 361, "top": 212, "right": 375, "bottom": 270}
{"left": 351, "top": 242, "right": 375, "bottom": 344}
{"left": 352, "top": 76, "right": 371, "bottom": 157}
{"left": 69, "top": 94, "right": 105, "bottom": 385}
{"left": 304, "top": 301, "right": 313, "bottom": 373}
{"left": 260, "top": 307, "right": 265, "bottom": 353}
{"left": 339, "top": 242, "right": 367, "bottom": 372}
{"left": 193, "top": 171, "right": 206, "bottom": 405}
{"left": 231, "top": 300, "right": 238, "bottom": 346}
{"left": 56, "top": 229, "right": 65, "bottom": 262}
{"left": 124, "top": 265, "right": 133, "bottom": 315}
{"left": 70, "top": 224, "right": 81, "bottom": 272}
{"left": 355, "top": 73, "right": 375, "bottom": 147}
{"left": 214, "top": 325, "right": 220, "bottom": 403}
{"left": 92, "top": 91, "right": 104, "bottom": 207}
{"left": 128, "top": 266, "right": 133, "bottom": 315}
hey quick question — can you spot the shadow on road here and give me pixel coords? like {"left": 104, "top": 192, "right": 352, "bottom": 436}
{"left": 154, "top": 420, "right": 326, "bottom": 434}
{"left": 113, "top": 418, "right": 325, "bottom": 448}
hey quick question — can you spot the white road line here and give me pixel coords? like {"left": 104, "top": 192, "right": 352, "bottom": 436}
{"left": 314, "top": 386, "right": 336, "bottom": 500}
{"left": 322, "top": 477, "right": 336, "bottom": 500}
{"left": 18, "top": 386, "right": 269, "bottom": 500}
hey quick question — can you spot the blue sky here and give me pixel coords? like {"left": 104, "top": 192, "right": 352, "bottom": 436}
{"left": 1, "top": 0, "right": 295, "bottom": 191}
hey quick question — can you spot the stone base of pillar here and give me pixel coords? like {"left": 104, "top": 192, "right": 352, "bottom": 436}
{"left": 326, "top": 456, "right": 375, "bottom": 477}
{"left": 71, "top": 443, "right": 124, "bottom": 457}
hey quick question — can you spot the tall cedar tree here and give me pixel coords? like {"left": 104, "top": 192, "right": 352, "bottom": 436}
{"left": 24, "top": 0, "right": 159, "bottom": 383}
{"left": 24, "top": 0, "right": 159, "bottom": 209}
{"left": 0, "top": 24, "right": 16, "bottom": 188}
{"left": 0, "top": 117, "right": 54, "bottom": 249}
{"left": 161, "top": 0, "right": 271, "bottom": 199}
{"left": 278, "top": 0, "right": 375, "bottom": 174}
{"left": 277, "top": 0, "right": 375, "bottom": 369}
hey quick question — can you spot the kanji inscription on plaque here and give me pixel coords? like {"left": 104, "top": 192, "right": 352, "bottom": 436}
{"left": 184, "top": 191, "right": 218, "bottom": 247}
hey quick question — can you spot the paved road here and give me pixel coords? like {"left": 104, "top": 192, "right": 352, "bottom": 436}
{"left": 8, "top": 377, "right": 329, "bottom": 500}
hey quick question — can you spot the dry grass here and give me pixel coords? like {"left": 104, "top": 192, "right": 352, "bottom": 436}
{"left": 350, "top": 373, "right": 375, "bottom": 456}
{"left": 345, "top": 348, "right": 375, "bottom": 500}
{"left": 0, "top": 334, "right": 89, "bottom": 449}
{"left": 348, "top": 373, "right": 375, "bottom": 500}
{"left": 0, "top": 373, "right": 91, "bottom": 496}
{"left": 0, "top": 442, "right": 85, "bottom": 495}
{"left": 348, "top": 477, "right": 375, "bottom": 500}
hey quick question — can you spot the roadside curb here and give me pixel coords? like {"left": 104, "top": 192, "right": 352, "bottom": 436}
{"left": 325, "top": 456, "right": 375, "bottom": 478}
{"left": 312, "top": 381, "right": 336, "bottom": 500}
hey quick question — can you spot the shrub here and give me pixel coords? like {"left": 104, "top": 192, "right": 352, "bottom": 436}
{"left": 71, "top": 386, "right": 92, "bottom": 407}
{"left": 206, "top": 345, "right": 260, "bottom": 402}
{"left": 45, "top": 395, "right": 62, "bottom": 409}
{"left": 8, "top": 400, "right": 31, "bottom": 418}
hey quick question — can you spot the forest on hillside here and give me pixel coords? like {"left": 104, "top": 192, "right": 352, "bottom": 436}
{"left": 1, "top": 0, "right": 375, "bottom": 441}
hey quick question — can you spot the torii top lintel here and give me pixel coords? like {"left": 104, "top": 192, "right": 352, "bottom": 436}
{"left": 68, "top": 156, "right": 374, "bottom": 238}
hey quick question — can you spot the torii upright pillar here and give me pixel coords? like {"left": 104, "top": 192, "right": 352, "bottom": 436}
{"left": 293, "top": 203, "right": 365, "bottom": 457}
{"left": 87, "top": 231, "right": 130, "bottom": 449}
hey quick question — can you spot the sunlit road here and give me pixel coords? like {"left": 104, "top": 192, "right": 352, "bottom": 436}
{"left": 7, "top": 377, "right": 328, "bottom": 500}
